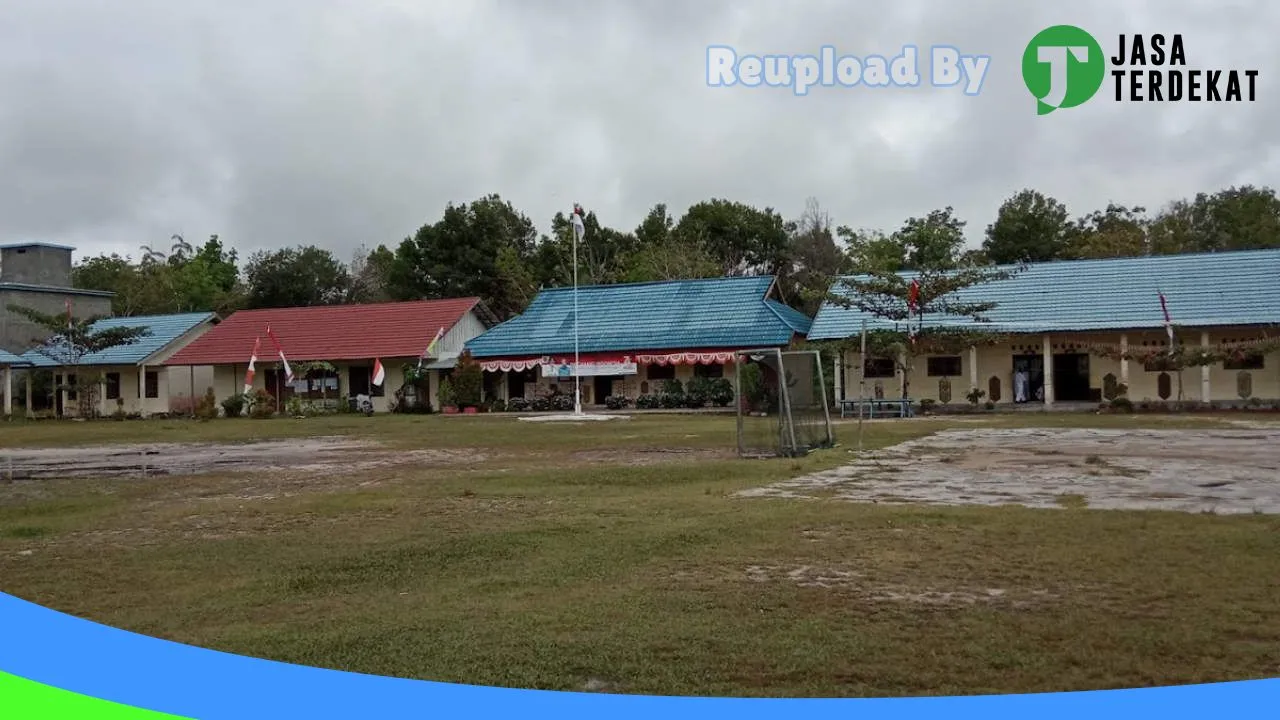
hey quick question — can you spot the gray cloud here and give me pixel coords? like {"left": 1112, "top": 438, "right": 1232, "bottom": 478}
{"left": 0, "top": 0, "right": 1274, "bottom": 264}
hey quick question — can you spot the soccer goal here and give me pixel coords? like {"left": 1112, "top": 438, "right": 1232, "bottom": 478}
{"left": 734, "top": 348, "right": 835, "bottom": 458}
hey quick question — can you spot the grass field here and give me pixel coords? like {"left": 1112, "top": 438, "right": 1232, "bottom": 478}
{"left": 2, "top": 412, "right": 1279, "bottom": 697}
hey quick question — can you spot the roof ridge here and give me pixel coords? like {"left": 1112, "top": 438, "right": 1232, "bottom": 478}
{"left": 536, "top": 275, "right": 774, "bottom": 293}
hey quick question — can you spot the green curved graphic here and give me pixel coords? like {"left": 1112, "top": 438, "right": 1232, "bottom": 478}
{"left": 0, "top": 671, "right": 192, "bottom": 719}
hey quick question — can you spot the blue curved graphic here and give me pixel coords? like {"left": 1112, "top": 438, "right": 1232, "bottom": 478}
{"left": 0, "top": 591, "right": 1276, "bottom": 719}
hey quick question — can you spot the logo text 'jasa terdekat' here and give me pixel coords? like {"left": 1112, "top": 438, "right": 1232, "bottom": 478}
{"left": 1111, "top": 34, "right": 1258, "bottom": 102}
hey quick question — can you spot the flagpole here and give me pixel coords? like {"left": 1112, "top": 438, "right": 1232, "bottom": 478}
{"left": 573, "top": 213, "right": 582, "bottom": 416}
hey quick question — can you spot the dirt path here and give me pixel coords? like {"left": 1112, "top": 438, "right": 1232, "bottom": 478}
{"left": 739, "top": 427, "right": 1280, "bottom": 514}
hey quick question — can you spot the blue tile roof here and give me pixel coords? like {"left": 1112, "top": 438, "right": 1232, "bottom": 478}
{"left": 466, "top": 276, "right": 810, "bottom": 357}
{"left": 808, "top": 248, "right": 1280, "bottom": 340}
{"left": 21, "top": 312, "right": 216, "bottom": 367}
{"left": 0, "top": 349, "right": 31, "bottom": 366}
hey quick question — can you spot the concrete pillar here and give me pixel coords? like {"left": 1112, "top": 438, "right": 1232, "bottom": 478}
{"left": 1042, "top": 335, "right": 1055, "bottom": 405}
{"left": 968, "top": 346, "right": 978, "bottom": 392}
{"left": 3, "top": 366, "right": 11, "bottom": 417}
{"left": 25, "top": 372, "right": 33, "bottom": 419}
{"left": 1120, "top": 334, "right": 1129, "bottom": 387}
{"left": 834, "top": 351, "right": 844, "bottom": 401}
{"left": 898, "top": 349, "right": 907, "bottom": 399}
{"left": 138, "top": 365, "right": 148, "bottom": 417}
{"left": 1201, "top": 331, "right": 1211, "bottom": 403}
{"left": 98, "top": 373, "right": 106, "bottom": 419}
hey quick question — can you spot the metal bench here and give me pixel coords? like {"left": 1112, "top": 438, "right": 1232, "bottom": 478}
{"left": 839, "top": 398, "right": 914, "bottom": 419}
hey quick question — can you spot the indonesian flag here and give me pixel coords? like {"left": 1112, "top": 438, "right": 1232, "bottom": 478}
{"left": 243, "top": 337, "right": 261, "bottom": 395}
{"left": 1158, "top": 290, "right": 1175, "bottom": 345}
{"left": 570, "top": 204, "right": 586, "bottom": 243}
{"left": 907, "top": 278, "right": 921, "bottom": 343}
{"left": 372, "top": 358, "right": 385, "bottom": 387}
{"left": 266, "top": 326, "right": 294, "bottom": 383}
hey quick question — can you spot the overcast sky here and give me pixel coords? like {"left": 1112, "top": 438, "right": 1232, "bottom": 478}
{"left": 1, "top": 0, "right": 1275, "bottom": 264}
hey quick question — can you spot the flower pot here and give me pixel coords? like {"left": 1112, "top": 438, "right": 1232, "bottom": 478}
{"left": 443, "top": 406, "right": 459, "bottom": 415}
{"left": 463, "top": 407, "right": 478, "bottom": 415}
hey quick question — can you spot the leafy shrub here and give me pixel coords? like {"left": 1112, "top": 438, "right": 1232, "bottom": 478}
{"left": 918, "top": 398, "right": 937, "bottom": 413}
{"left": 966, "top": 388, "right": 986, "bottom": 406}
{"left": 634, "top": 394, "right": 659, "bottom": 410}
{"left": 552, "top": 393, "right": 574, "bottom": 412}
{"left": 249, "top": 389, "right": 276, "bottom": 419}
{"left": 195, "top": 388, "right": 218, "bottom": 420}
{"left": 685, "top": 377, "right": 714, "bottom": 408}
{"left": 451, "top": 352, "right": 484, "bottom": 408}
{"left": 1110, "top": 397, "right": 1135, "bottom": 413}
{"left": 659, "top": 392, "right": 684, "bottom": 409}
{"left": 221, "top": 393, "right": 247, "bottom": 418}
{"left": 531, "top": 396, "right": 552, "bottom": 412}
{"left": 984, "top": 401, "right": 996, "bottom": 411}
{"left": 709, "top": 378, "right": 734, "bottom": 407}
{"left": 437, "top": 378, "right": 457, "bottom": 409}
{"left": 604, "top": 395, "right": 631, "bottom": 410}
{"left": 285, "top": 396, "right": 305, "bottom": 417}
{"left": 507, "top": 397, "right": 531, "bottom": 412}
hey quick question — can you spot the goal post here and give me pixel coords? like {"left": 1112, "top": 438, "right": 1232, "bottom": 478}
{"left": 735, "top": 348, "right": 835, "bottom": 458}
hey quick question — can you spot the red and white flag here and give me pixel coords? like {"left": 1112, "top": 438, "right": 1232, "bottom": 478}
{"left": 243, "top": 337, "right": 261, "bottom": 395}
{"left": 372, "top": 358, "right": 386, "bottom": 387}
{"left": 1158, "top": 290, "right": 1175, "bottom": 345}
{"left": 570, "top": 204, "right": 586, "bottom": 243}
{"left": 266, "top": 326, "right": 294, "bottom": 383}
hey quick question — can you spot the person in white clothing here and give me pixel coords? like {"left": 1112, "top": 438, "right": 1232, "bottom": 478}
{"left": 1013, "top": 363, "right": 1029, "bottom": 404}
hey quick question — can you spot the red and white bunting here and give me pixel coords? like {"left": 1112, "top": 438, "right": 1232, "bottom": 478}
{"left": 243, "top": 337, "right": 261, "bottom": 395}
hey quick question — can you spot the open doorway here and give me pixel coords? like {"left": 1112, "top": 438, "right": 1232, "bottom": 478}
{"left": 593, "top": 376, "right": 623, "bottom": 405}
{"left": 1011, "top": 355, "right": 1044, "bottom": 403}
{"left": 1052, "top": 353, "right": 1093, "bottom": 402}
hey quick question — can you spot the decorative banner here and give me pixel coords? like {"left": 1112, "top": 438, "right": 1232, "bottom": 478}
{"left": 0, "top": 592, "right": 1277, "bottom": 718}
{"left": 543, "top": 359, "right": 638, "bottom": 377}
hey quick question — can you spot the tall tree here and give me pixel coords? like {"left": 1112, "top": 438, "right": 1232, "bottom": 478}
{"left": 783, "top": 198, "right": 850, "bottom": 316}
{"left": 983, "top": 189, "right": 1070, "bottom": 264}
{"left": 892, "top": 207, "right": 968, "bottom": 270}
{"left": 73, "top": 235, "right": 242, "bottom": 316}
{"left": 244, "top": 245, "right": 351, "bottom": 308}
{"left": 347, "top": 244, "right": 396, "bottom": 303}
{"left": 387, "top": 194, "right": 538, "bottom": 318}
{"left": 838, "top": 227, "right": 906, "bottom": 273}
{"left": 828, "top": 237, "right": 1020, "bottom": 400}
{"left": 1148, "top": 185, "right": 1280, "bottom": 254}
{"left": 536, "top": 207, "right": 637, "bottom": 287}
{"left": 6, "top": 304, "right": 151, "bottom": 417}
{"left": 1062, "top": 204, "right": 1149, "bottom": 259}
{"left": 673, "top": 199, "right": 792, "bottom": 276}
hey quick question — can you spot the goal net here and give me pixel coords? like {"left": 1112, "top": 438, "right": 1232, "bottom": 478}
{"left": 734, "top": 348, "right": 835, "bottom": 458}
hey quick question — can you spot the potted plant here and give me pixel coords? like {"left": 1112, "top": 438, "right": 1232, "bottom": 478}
{"left": 438, "top": 378, "right": 459, "bottom": 414}
{"left": 451, "top": 351, "right": 484, "bottom": 413}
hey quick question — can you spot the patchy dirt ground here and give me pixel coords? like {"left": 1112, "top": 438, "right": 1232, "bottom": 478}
{"left": 0, "top": 437, "right": 483, "bottom": 481}
{"left": 738, "top": 427, "right": 1280, "bottom": 514}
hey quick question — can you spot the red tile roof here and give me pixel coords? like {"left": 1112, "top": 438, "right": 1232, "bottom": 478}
{"left": 164, "top": 298, "right": 483, "bottom": 365}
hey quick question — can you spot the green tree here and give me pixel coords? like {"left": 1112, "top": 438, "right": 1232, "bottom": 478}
{"left": 838, "top": 227, "right": 906, "bottom": 273}
{"left": 1148, "top": 185, "right": 1280, "bottom": 254}
{"left": 983, "top": 189, "right": 1070, "bottom": 264}
{"left": 827, "top": 241, "right": 1020, "bottom": 400}
{"left": 673, "top": 199, "right": 792, "bottom": 276}
{"left": 387, "top": 194, "right": 538, "bottom": 318}
{"left": 245, "top": 245, "right": 351, "bottom": 308}
{"left": 347, "top": 244, "right": 397, "bottom": 303}
{"left": 782, "top": 198, "right": 851, "bottom": 316}
{"left": 893, "top": 207, "right": 968, "bottom": 270}
{"left": 1063, "top": 204, "right": 1149, "bottom": 259}
{"left": 620, "top": 203, "right": 721, "bottom": 283}
{"left": 536, "top": 207, "right": 638, "bottom": 287}
{"left": 6, "top": 304, "right": 151, "bottom": 418}
{"left": 73, "top": 235, "right": 242, "bottom": 316}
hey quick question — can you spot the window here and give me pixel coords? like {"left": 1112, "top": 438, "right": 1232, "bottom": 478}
{"left": 105, "top": 372, "right": 121, "bottom": 400}
{"left": 66, "top": 374, "right": 77, "bottom": 401}
{"left": 145, "top": 371, "right": 159, "bottom": 399}
{"left": 646, "top": 364, "right": 676, "bottom": 380}
{"left": 1224, "top": 353, "right": 1265, "bottom": 371}
{"left": 693, "top": 364, "right": 724, "bottom": 379}
{"left": 927, "top": 356, "right": 962, "bottom": 377}
{"left": 302, "top": 368, "right": 339, "bottom": 399}
{"left": 863, "top": 358, "right": 896, "bottom": 378}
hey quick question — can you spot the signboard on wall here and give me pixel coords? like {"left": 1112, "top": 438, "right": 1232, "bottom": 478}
{"left": 543, "top": 359, "right": 639, "bottom": 377}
